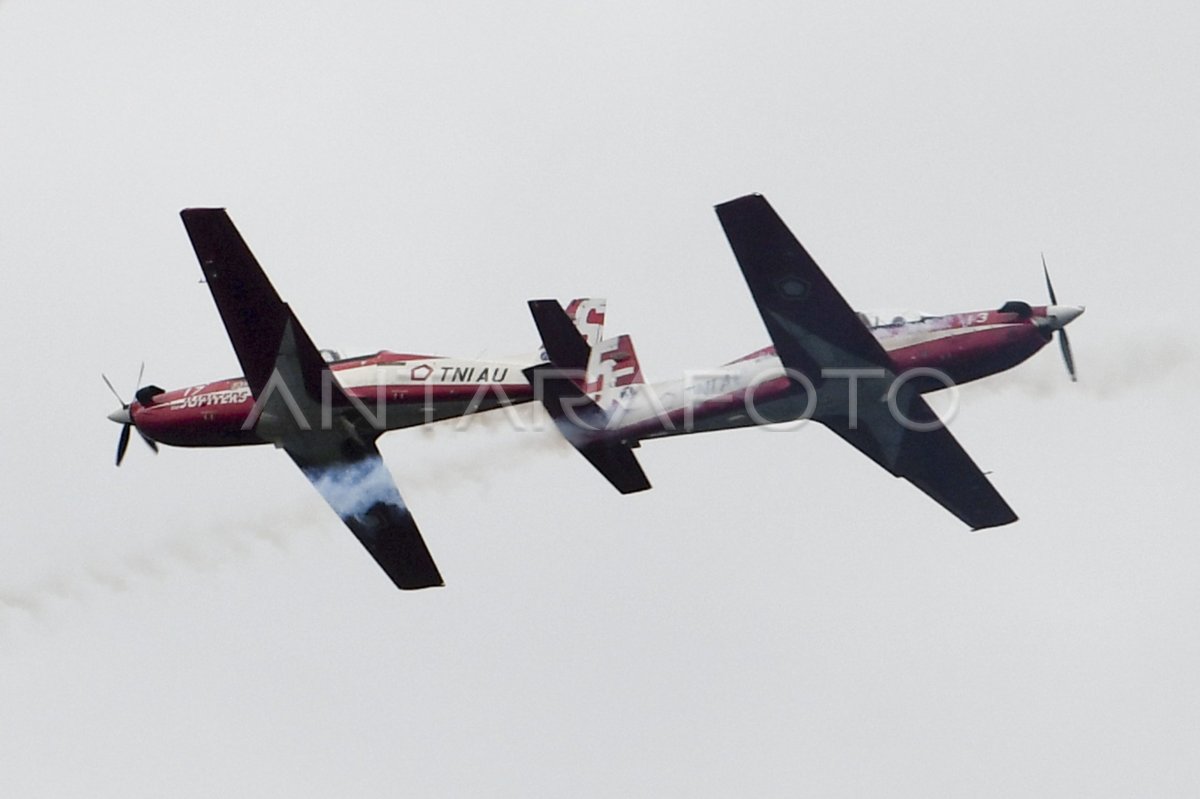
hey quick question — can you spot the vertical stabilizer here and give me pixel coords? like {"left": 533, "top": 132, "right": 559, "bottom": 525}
{"left": 563, "top": 298, "right": 607, "bottom": 348}
{"left": 586, "top": 334, "right": 644, "bottom": 411}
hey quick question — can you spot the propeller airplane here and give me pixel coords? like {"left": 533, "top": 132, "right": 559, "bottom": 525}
{"left": 525, "top": 194, "right": 1084, "bottom": 531}
{"left": 106, "top": 197, "right": 1083, "bottom": 590}
{"left": 105, "top": 209, "right": 606, "bottom": 590}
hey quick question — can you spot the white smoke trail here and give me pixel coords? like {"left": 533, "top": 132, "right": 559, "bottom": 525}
{"left": 1, "top": 404, "right": 574, "bottom": 626}
{"left": 975, "top": 331, "right": 1198, "bottom": 401}
{"left": 399, "top": 404, "right": 573, "bottom": 493}
{"left": 0, "top": 502, "right": 328, "bottom": 624}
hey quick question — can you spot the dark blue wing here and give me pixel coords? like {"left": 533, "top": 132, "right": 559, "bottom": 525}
{"left": 716, "top": 194, "right": 1017, "bottom": 530}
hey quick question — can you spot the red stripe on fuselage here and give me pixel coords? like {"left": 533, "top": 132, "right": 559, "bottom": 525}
{"left": 130, "top": 378, "right": 535, "bottom": 447}
{"left": 887, "top": 321, "right": 1048, "bottom": 385}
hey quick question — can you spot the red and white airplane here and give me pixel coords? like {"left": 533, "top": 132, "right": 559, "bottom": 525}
{"left": 104, "top": 210, "right": 607, "bottom": 590}
{"left": 524, "top": 195, "right": 1082, "bottom": 530}
{"left": 106, "top": 197, "right": 1083, "bottom": 590}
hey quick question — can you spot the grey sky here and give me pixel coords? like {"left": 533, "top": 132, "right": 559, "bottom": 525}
{"left": 2, "top": 1, "right": 1198, "bottom": 795}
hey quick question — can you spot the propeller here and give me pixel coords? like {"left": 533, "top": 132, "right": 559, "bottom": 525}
{"left": 1042, "top": 254, "right": 1079, "bottom": 382}
{"left": 103, "top": 363, "right": 159, "bottom": 466}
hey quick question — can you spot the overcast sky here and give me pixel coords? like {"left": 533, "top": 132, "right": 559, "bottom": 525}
{"left": 2, "top": 1, "right": 1198, "bottom": 796}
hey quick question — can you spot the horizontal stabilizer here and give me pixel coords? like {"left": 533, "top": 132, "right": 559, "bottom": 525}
{"left": 529, "top": 298, "right": 590, "bottom": 372}
{"left": 524, "top": 362, "right": 651, "bottom": 494}
{"left": 524, "top": 298, "right": 652, "bottom": 494}
{"left": 578, "top": 441, "right": 653, "bottom": 495}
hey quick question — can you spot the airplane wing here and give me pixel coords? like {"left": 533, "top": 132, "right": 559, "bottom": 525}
{"left": 287, "top": 436, "right": 444, "bottom": 590}
{"left": 715, "top": 194, "right": 1017, "bottom": 530}
{"left": 181, "top": 209, "right": 311, "bottom": 399}
{"left": 180, "top": 208, "right": 444, "bottom": 588}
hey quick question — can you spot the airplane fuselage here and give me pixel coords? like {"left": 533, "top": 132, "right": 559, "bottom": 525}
{"left": 125, "top": 305, "right": 1059, "bottom": 449}
{"left": 584, "top": 304, "right": 1057, "bottom": 443}
{"left": 130, "top": 352, "right": 538, "bottom": 447}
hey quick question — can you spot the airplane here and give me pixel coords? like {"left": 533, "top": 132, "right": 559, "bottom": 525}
{"left": 104, "top": 209, "right": 604, "bottom": 590}
{"left": 105, "top": 197, "right": 1083, "bottom": 591}
{"left": 523, "top": 194, "right": 1084, "bottom": 532}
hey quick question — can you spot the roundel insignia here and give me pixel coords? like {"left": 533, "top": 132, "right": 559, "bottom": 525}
{"left": 776, "top": 276, "right": 810, "bottom": 300}
{"left": 410, "top": 364, "right": 433, "bottom": 381}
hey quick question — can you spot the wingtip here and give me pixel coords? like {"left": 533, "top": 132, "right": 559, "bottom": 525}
{"left": 179, "top": 207, "right": 229, "bottom": 221}
{"left": 399, "top": 579, "right": 446, "bottom": 590}
{"left": 971, "top": 512, "right": 1019, "bottom": 532}
{"left": 715, "top": 193, "right": 766, "bottom": 212}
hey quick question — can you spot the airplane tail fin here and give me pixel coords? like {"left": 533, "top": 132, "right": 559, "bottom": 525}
{"left": 524, "top": 300, "right": 651, "bottom": 494}
{"left": 563, "top": 298, "right": 607, "bottom": 348}
{"left": 586, "top": 334, "right": 645, "bottom": 412}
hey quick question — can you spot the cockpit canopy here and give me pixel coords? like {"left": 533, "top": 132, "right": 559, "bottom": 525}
{"left": 855, "top": 309, "right": 939, "bottom": 329}
{"left": 319, "top": 348, "right": 343, "bottom": 363}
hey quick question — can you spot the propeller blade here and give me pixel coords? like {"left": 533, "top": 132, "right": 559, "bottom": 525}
{"left": 138, "top": 430, "right": 159, "bottom": 453}
{"left": 1059, "top": 329, "right": 1077, "bottom": 382}
{"left": 102, "top": 373, "right": 125, "bottom": 405}
{"left": 135, "top": 361, "right": 146, "bottom": 391}
{"left": 1042, "top": 254, "right": 1058, "bottom": 305}
{"left": 116, "top": 423, "right": 132, "bottom": 466}
{"left": 107, "top": 364, "right": 157, "bottom": 464}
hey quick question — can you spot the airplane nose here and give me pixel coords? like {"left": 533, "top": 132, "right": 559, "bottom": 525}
{"left": 1046, "top": 305, "right": 1085, "bottom": 329}
{"left": 107, "top": 407, "right": 132, "bottom": 425}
